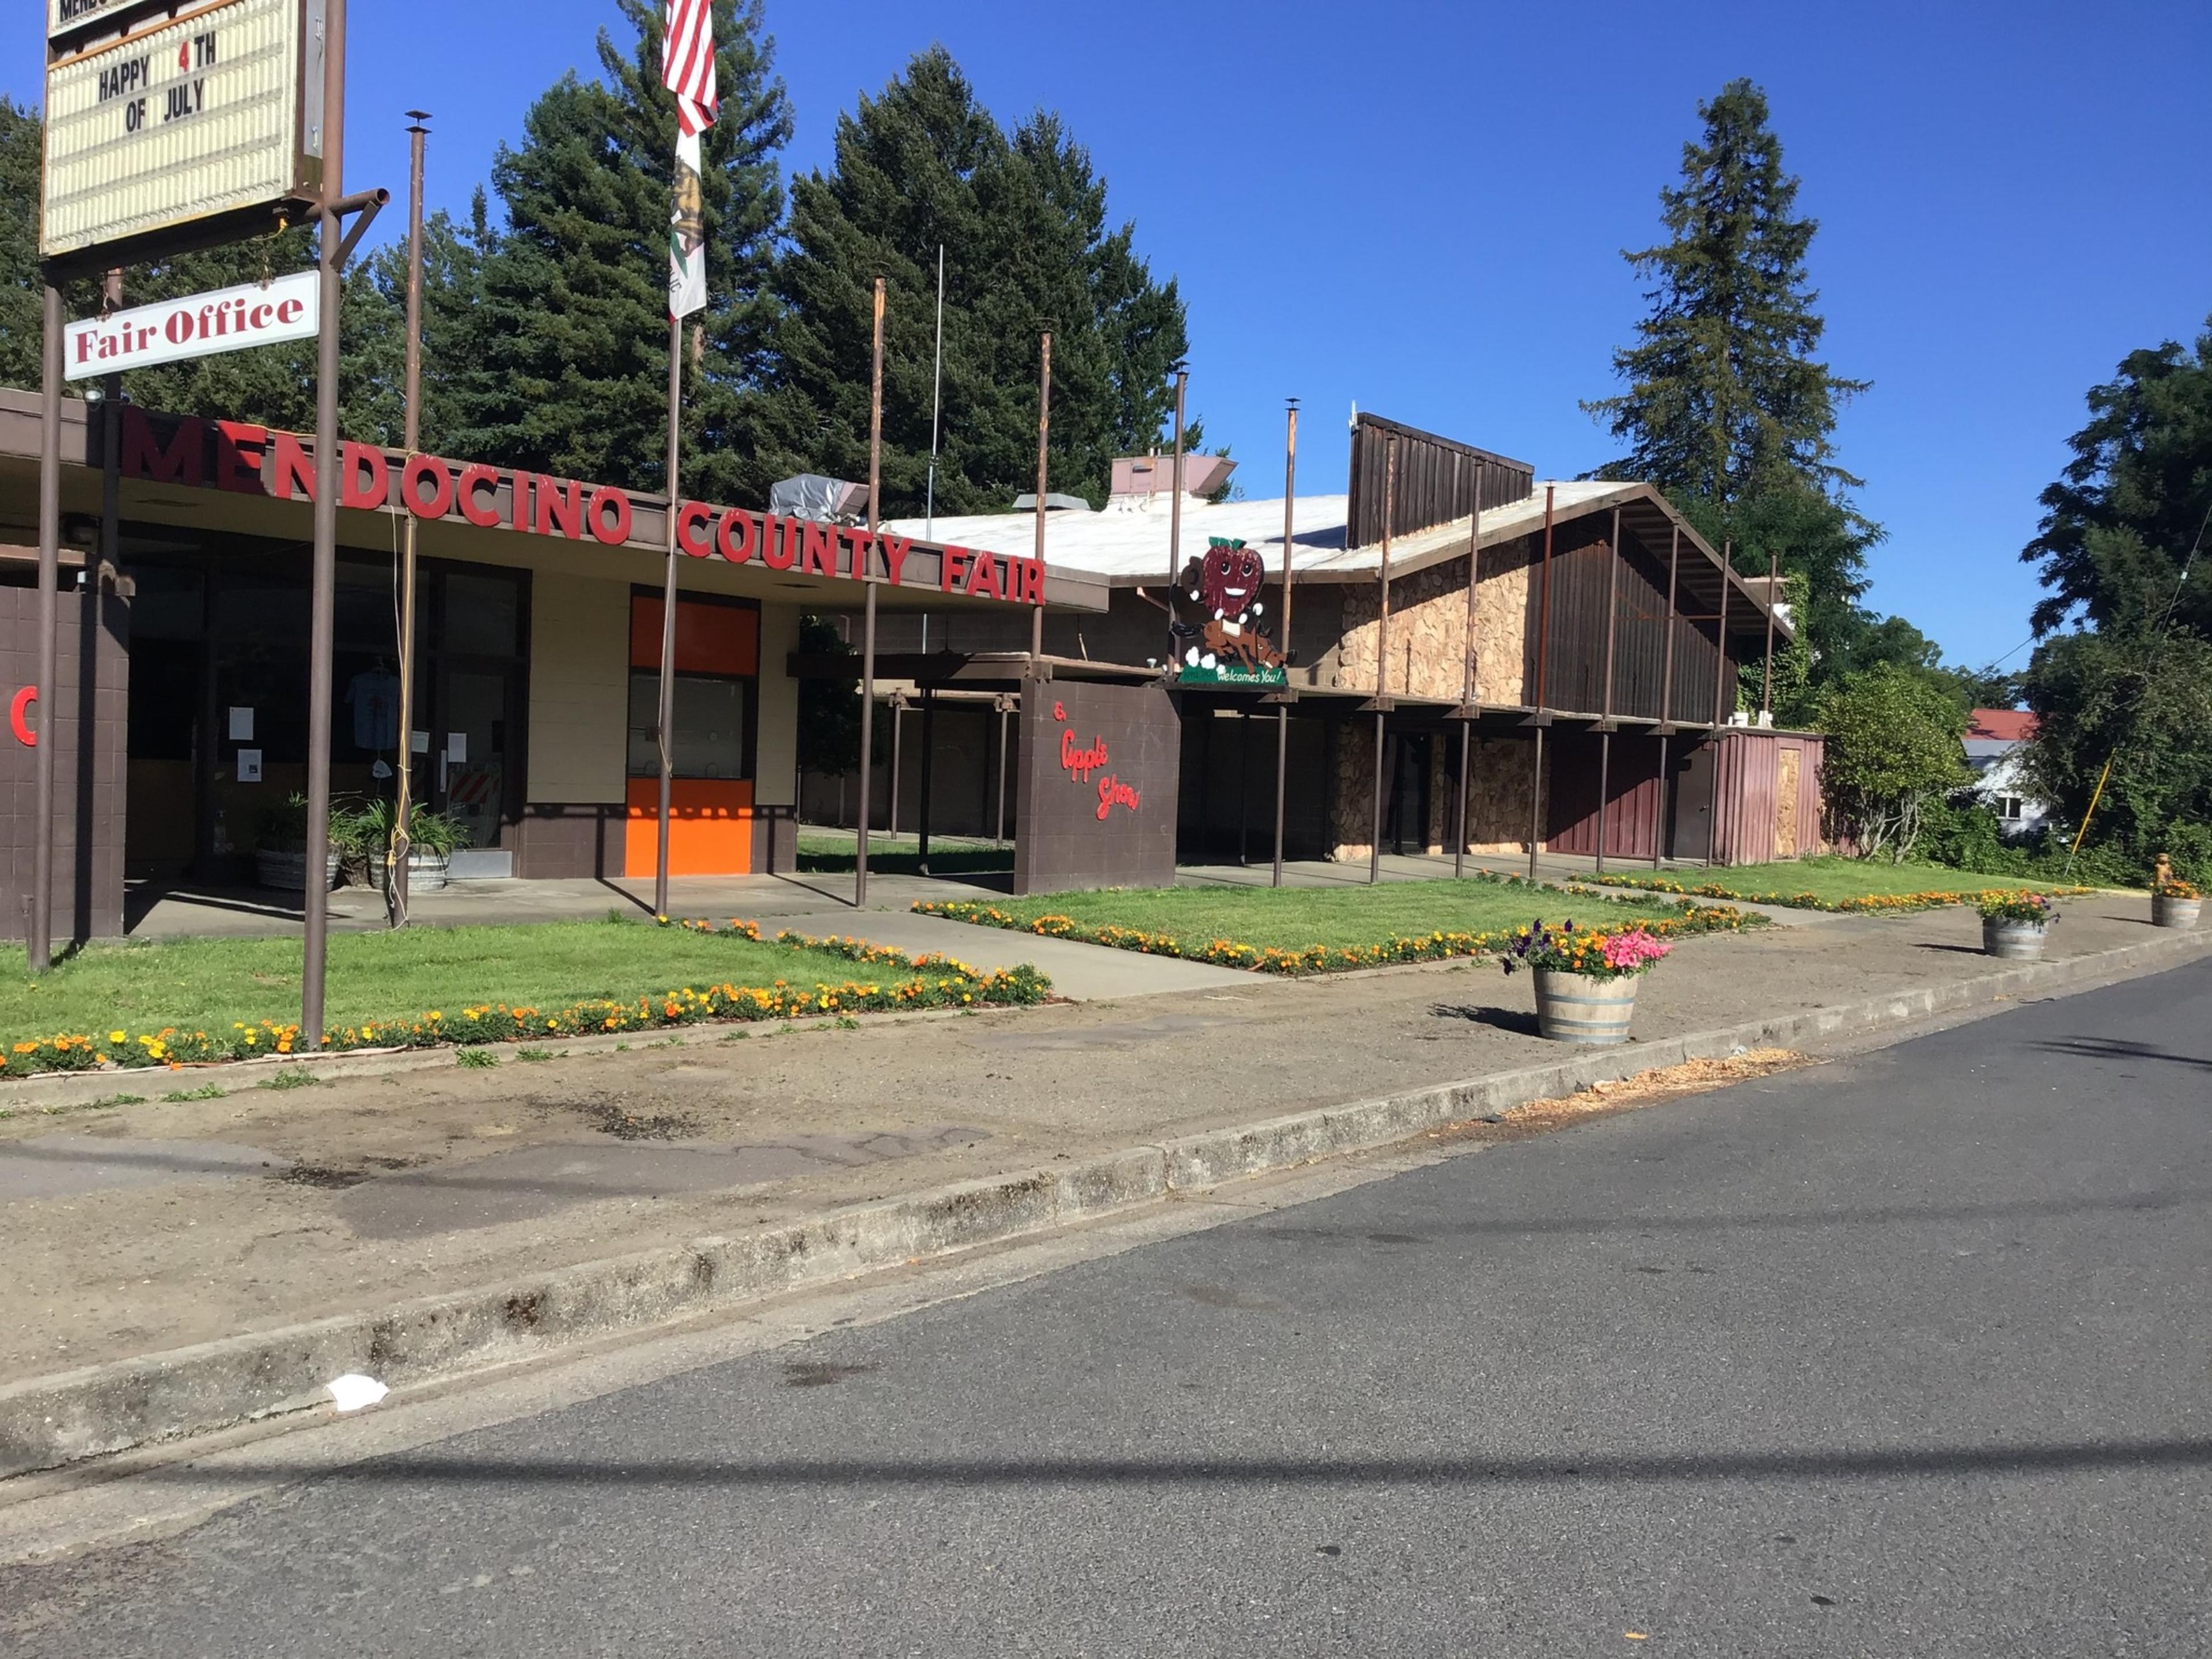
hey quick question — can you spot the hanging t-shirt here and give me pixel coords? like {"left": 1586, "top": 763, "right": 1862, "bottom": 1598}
{"left": 345, "top": 669, "right": 402, "bottom": 752}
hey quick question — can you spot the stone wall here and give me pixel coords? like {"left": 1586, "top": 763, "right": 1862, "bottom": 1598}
{"left": 1329, "top": 533, "right": 1537, "bottom": 705}
{"left": 1327, "top": 724, "right": 1547, "bottom": 861}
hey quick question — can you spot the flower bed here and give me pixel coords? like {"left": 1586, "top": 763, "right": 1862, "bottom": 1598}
{"left": 910, "top": 898, "right": 1763, "bottom": 976}
{"left": 2, "top": 922, "right": 1050, "bottom": 1079}
{"left": 1578, "top": 872, "right": 2093, "bottom": 915}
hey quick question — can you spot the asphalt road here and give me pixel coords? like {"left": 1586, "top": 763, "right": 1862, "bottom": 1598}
{"left": 6, "top": 959, "right": 2209, "bottom": 1656}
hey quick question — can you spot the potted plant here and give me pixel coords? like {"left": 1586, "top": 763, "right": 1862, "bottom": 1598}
{"left": 350, "top": 797, "right": 471, "bottom": 894}
{"left": 1979, "top": 891, "right": 2058, "bottom": 960}
{"left": 2151, "top": 876, "right": 2200, "bottom": 930}
{"left": 1502, "top": 920, "right": 1673, "bottom": 1046}
{"left": 255, "top": 793, "right": 342, "bottom": 892}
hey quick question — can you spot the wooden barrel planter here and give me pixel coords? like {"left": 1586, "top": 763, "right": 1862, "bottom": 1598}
{"left": 1982, "top": 917, "right": 2050, "bottom": 960}
{"left": 1532, "top": 969, "right": 1639, "bottom": 1045}
{"left": 2151, "top": 893, "right": 2200, "bottom": 930}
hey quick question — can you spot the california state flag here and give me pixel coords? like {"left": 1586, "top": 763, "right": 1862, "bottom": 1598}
{"left": 662, "top": 0, "right": 716, "bottom": 321}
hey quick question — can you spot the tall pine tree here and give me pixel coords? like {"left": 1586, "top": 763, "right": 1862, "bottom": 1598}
{"left": 455, "top": 0, "right": 790, "bottom": 498}
{"left": 763, "top": 47, "right": 1194, "bottom": 517}
{"left": 1586, "top": 77, "right": 1865, "bottom": 504}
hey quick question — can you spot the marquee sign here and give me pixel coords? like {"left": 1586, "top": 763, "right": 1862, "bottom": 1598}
{"left": 65, "top": 272, "right": 319, "bottom": 379}
{"left": 41, "top": 0, "right": 323, "bottom": 261}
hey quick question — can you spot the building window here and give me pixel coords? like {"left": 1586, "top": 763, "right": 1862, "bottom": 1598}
{"left": 1999, "top": 796, "right": 2024, "bottom": 821}
{"left": 626, "top": 592, "right": 758, "bottom": 780}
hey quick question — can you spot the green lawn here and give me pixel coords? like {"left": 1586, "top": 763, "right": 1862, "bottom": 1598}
{"left": 927, "top": 878, "right": 1703, "bottom": 956}
{"left": 1584, "top": 857, "right": 2075, "bottom": 910}
{"left": 797, "top": 830, "right": 1013, "bottom": 879}
{"left": 0, "top": 919, "right": 925, "bottom": 1044}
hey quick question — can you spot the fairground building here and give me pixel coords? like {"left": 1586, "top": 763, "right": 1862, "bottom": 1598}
{"left": 0, "top": 395, "right": 1819, "bottom": 939}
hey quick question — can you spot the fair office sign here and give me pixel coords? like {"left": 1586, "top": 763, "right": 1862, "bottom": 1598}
{"left": 66, "top": 272, "right": 319, "bottom": 380}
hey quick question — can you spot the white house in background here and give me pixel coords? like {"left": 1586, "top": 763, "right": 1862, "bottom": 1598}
{"left": 1965, "top": 709, "right": 2048, "bottom": 835}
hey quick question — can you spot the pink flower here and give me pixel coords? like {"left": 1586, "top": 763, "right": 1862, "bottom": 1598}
{"left": 1601, "top": 930, "right": 1672, "bottom": 972}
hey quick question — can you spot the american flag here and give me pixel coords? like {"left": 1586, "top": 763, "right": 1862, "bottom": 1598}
{"left": 663, "top": 0, "right": 717, "bottom": 319}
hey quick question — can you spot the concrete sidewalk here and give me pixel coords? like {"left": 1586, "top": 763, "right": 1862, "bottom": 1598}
{"left": 2, "top": 893, "right": 2199, "bottom": 1415}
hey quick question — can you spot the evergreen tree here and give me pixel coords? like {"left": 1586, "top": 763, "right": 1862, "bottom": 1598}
{"left": 456, "top": 0, "right": 790, "bottom": 498}
{"left": 764, "top": 48, "right": 1194, "bottom": 517}
{"left": 1, "top": 96, "right": 405, "bottom": 437}
{"left": 1586, "top": 78, "right": 1866, "bottom": 503}
{"left": 2020, "top": 317, "right": 2212, "bottom": 638}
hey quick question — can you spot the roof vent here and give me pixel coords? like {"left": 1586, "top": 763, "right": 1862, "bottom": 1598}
{"left": 1011, "top": 492, "right": 1093, "bottom": 513}
{"left": 1107, "top": 453, "right": 1236, "bottom": 505}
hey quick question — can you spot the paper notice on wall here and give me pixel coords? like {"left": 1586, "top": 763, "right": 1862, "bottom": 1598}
{"left": 236, "top": 748, "right": 262, "bottom": 782}
{"left": 410, "top": 729, "right": 430, "bottom": 755}
{"left": 228, "top": 706, "right": 254, "bottom": 740}
{"left": 445, "top": 732, "right": 467, "bottom": 764}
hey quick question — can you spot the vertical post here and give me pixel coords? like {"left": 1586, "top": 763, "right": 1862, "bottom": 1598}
{"left": 1166, "top": 367, "right": 1187, "bottom": 654}
{"left": 1761, "top": 546, "right": 1779, "bottom": 721}
{"left": 1596, "top": 506, "right": 1622, "bottom": 872}
{"left": 29, "top": 282, "right": 60, "bottom": 973}
{"left": 916, "top": 687, "right": 934, "bottom": 877}
{"left": 1271, "top": 398, "right": 1297, "bottom": 888}
{"left": 995, "top": 698, "right": 1010, "bottom": 846}
{"left": 925, "top": 244, "right": 944, "bottom": 538}
{"left": 300, "top": 0, "right": 347, "bottom": 1047}
{"left": 888, "top": 698, "right": 902, "bottom": 838}
{"left": 1528, "top": 484, "right": 1555, "bottom": 882}
{"left": 1368, "top": 434, "right": 1396, "bottom": 885}
{"left": 1032, "top": 332, "right": 1050, "bottom": 665}
{"left": 1707, "top": 540, "right": 1731, "bottom": 868}
{"left": 1527, "top": 725, "right": 1544, "bottom": 882}
{"left": 1455, "top": 486, "right": 1482, "bottom": 880}
{"left": 653, "top": 315, "right": 680, "bottom": 920}
{"left": 391, "top": 112, "right": 429, "bottom": 928}
{"left": 1657, "top": 522, "right": 1680, "bottom": 869}
{"left": 854, "top": 276, "right": 885, "bottom": 906}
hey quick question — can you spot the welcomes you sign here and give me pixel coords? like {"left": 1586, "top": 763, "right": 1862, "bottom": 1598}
{"left": 65, "top": 272, "right": 318, "bottom": 380}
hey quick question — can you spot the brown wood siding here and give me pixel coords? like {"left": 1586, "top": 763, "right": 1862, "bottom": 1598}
{"left": 1346, "top": 414, "right": 1534, "bottom": 549}
{"left": 1544, "top": 731, "right": 1665, "bottom": 859}
{"left": 1710, "top": 729, "right": 1826, "bottom": 863}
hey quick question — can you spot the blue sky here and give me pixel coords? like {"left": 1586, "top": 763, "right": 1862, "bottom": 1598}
{"left": 19, "top": 1, "right": 2210, "bottom": 669}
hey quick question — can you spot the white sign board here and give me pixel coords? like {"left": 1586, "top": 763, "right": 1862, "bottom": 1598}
{"left": 41, "top": 0, "right": 320, "bottom": 260}
{"left": 65, "top": 271, "right": 319, "bottom": 380}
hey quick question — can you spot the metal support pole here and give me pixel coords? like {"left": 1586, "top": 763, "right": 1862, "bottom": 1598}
{"left": 1368, "top": 435, "right": 1396, "bottom": 885}
{"left": 1237, "top": 710, "right": 1251, "bottom": 866}
{"left": 1271, "top": 397, "right": 1297, "bottom": 888}
{"left": 30, "top": 283, "right": 60, "bottom": 973}
{"left": 1032, "top": 332, "right": 1050, "bottom": 665}
{"left": 1761, "top": 546, "right": 1779, "bottom": 721}
{"left": 653, "top": 310, "right": 681, "bottom": 920}
{"left": 925, "top": 243, "right": 944, "bottom": 537}
{"left": 1596, "top": 731, "right": 1612, "bottom": 874}
{"left": 1707, "top": 541, "right": 1731, "bottom": 868}
{"left": 391, "top": 112, "right": 429, "bottom": 927}
{"left": 1166, "top": 367, "right": 1187, "bottom": 656}
{"left": 1455, "top": 484, "right": 1482, "bottom": 880}
{"left": 1534, "top": 484, "right": 1555, "bottom": 712}
{"left": 916, "top": 687, "right": 934, "bottom": 876}
{"left": 300, "top": 0, "right": 348, "bottom": 1047}
{"left": 1658, "top": 522, "right": 1680, "bottom": 869}
{"left": 888, "top": 698, "right": 902, "bottom": 839}
{"left": 995, "top": 700, "right": 1010, "bottom": 846}
{"left": 854, "top": 276, "right": 885, "bottom": 906}
{"left": 1528, "top": 725, "right": 1544, "bottom": 882}
{"left": 1597, "top": 506, "right": 1622, "bottom": 872}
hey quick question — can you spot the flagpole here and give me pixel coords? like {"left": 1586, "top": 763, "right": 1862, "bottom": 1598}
{"left": 657, "top": 0, "right": 716, "bottom": 917}
{"left": 654, "top": 315, "right": 680, "bottom": 920}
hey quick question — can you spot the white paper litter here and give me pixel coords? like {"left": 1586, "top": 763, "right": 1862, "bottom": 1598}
{"left": 327, "top": 1373, "right": 389, "bottom": 1412}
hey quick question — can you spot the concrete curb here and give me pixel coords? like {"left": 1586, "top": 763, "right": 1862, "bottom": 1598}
{"left": 3, "top": 925, "right": 2206, "bottom": 1480}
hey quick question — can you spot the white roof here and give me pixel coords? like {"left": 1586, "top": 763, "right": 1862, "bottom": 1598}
{"left": 885, "top": 480, "right": 1629, "bottom": 586}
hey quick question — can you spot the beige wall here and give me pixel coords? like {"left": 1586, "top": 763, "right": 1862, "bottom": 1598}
{"left": 753, "top": 601, "right": 799, "bottom": 809}
{"left": 1327, "top": 725, "right": 1547, "bottom": 861}
{"left": 526, "top": 570, "right": 629, "bottom": 805}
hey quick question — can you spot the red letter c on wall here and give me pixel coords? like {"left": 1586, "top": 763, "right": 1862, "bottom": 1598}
{"left": 10, "top": 686, "right": 36, "bottom": 747}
